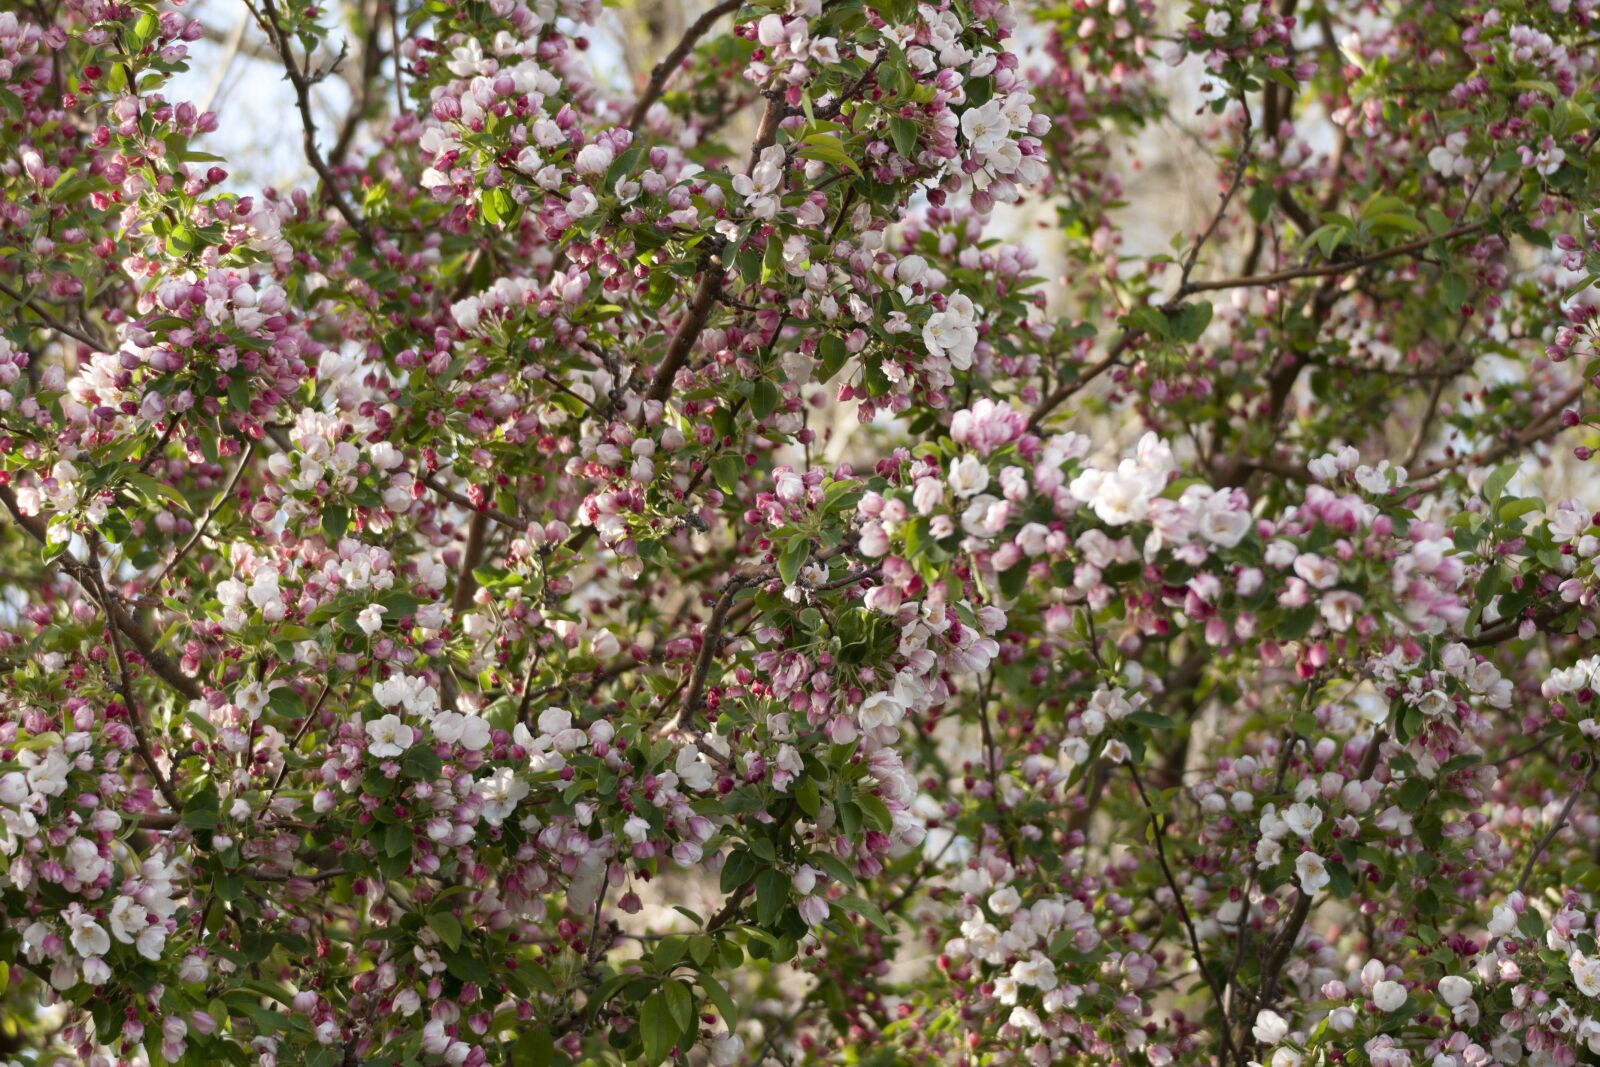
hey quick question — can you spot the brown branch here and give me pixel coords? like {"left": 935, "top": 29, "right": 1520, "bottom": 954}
{"left": 0, "top": 485, "right": 203, "bottom": 701}
{"left": 251, "top": 0, "right": 373, "bottom": 243}
{"left": 1175, "top": 110, "right": 1254, "bottom": 293}
{"left": 1027, "top": 329, "right": 1138, "bottom": 430}
{"left": 1182, "top": 220, "right": 1490, "bottom": 295}
{"left": 329, "top": 0, "right": 385, "bottom": 166}
{"left": 1513, "top": 758, "right": 1596, "bottom": 895}
{"left": 1411, "top": 381, "right": 1585, "bottom": 481}
{"left": 1466, "top": 594, "right": 1574, "bottom": 648}
{"left": 451, "top": 511, "right": 490, "bottom": 615}
{"left": 418, "top": 471, "right": 521, "bottom": 530}
{"left": 645, "top": 252, "right": 725, "bottom": 405}
{"left": 657, "top": 574, "right": 756, "bottom": 738}
{"left": 705, "top": 800, "right": 800, "bottom": 931}
{"left": 626, "top": 0, "right": 742, "bottom": 132}
{"left": 1128, "top": 763, "right": 1240, "bottom": 1066}
{"left": 642, "top": 90, "right": 784, "bottom": 406}
{"left": 151, "top": 439, "right": 257, "bottom": 587}
{"left": 268, "top": 681, "right": 334, "bottom": 800}
{"left": 0, "top": 280, "right": 106, "bottom": 350}
{"left": 86, "top": 544, "right": 182, "bottom": 813}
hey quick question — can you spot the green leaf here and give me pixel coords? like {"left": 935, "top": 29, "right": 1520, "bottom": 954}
{"left": 755, "top": 868, "right": 789, "bottom": 927}
{"left": 777, "top": 536, "right": 810, "bottom": 586}
{"left": 699, "top": 972, "right": 739, "bottom": 1027}
{"left": 165, "top": 225, "right": 197, "bottom": 256}
{"left": 441, "top": 947, "right": 493, "bottom": 985}
{"left": 1482, "top": 461, "right": 1519, "bottom": 504}
{"left": 889, "top": 117, "right": 919, "bottom": 159}
{"left": 796, "top": 134, "right": 861, "bottom": 176}
{"left": 998, "top": 562, "right": 1029, "bottom": 599}
{"left": 662, "top": 978, "right": 695, "bottom": 1032}
{"left": 124, "top": 471, "right": 188, "bottom": 510}
{"left": 1367, "top": 212, "right": 1425, "bottom": 236}
{"left": 182, "top": 785, "right": 221, "bottom": 830}
{"left": 510, "top": 1028, "right": 554, "bottom": 1067}
{"left": 795, "top": 776, "right": 821, "bottom": 817}
{"left": 402, "top": 745, "right": 442, "bottom": 780}
{"left": 751, "top": 379, "right": 781, "bottom": 420}
{"left": 131, "top": 11, "right": 159, "bottom": 47}
{"left": 835, "top": 894, "right": 894, "bottom": 934}
{"left": 1124, "top": 306, "right": 1169, "bottom": 340}
{"left": 1441, "top": 272, "right": 1468, "bottom": 312}
{"left": 810, "top": 852, "right": 858, "bottom": 889}
{"left": 640, "top": 991, "right": 677, "bottom": 1065}
{"left": 720, "top": 849, "right": 756, "bottom": 894}
{"left": 710, "top": 455, "right": 742, "bottom": 494}
{"left": 384, "top": 821, "right": 411, "bottom": 857}
{"left": 1247, "top": 184, "right": 1276, "bottom": 224}
{"left": 426, "top": 912, "right": 463, "bottom": 952}
{"left": 1165, "top": 300, "right": 1213, "bottom": 342}
{"left": 653, "top": 935, "right": 688, "bottom": 972}
{"left": 817, "top": 334, "right": 849, "bottom": 381}
{"left": 1327, "top": 861, "right": 1355, "bottom": 899}
{"left": 321, "top": 505, "right": 350, "bottom": 540}
{"left": 1396, "top": 778, "right": 1429, "bottom": 813}
{"left": 855, "top": 792, "right": 893, "bottom": 833}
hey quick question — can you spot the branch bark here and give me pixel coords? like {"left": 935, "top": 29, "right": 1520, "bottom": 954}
{"left": 251, "top": 0, "right": 373, "bottom": 244}
{"left": 0, "top": 485, "right": 203, "bottom": 701}
{"left": 626, "top": 0, "right": 742, "bottom": 133}
{"left": 1180, "top": 220, "right": 1490, "bottom": 295}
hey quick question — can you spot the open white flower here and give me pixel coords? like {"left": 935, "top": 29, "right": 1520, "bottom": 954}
{"left": 1294, "top": 851, "right": 1330, "bottom": 895}
{"left": 365, "top": 714, "right": 415, "bottom": 759}
{"left": 924, "top": 294, "right": 979, "bottom": 369}
{"left": 948, "top": 454, "right": 990, "bottom": 499}
{"left": 1371, "top": 979, "right": 1407, "bottom": 1012}
{"left": 1252, "top": 1009, "right": 1289, "bottom": 1044}
{"left": 477, "top": 767, "right": 530, "bottom": 826}
{"left": 858, "top": 691, "right": 905, "bottom": 731}
{"left": 67, "top": 906, "right": 110, "bottom": 957}
{"left": 1572, "top": 950, "right": 1600, "bottom": 998}
{"left": 1437, "top": 975, "right": 1473, "bottom": 1007}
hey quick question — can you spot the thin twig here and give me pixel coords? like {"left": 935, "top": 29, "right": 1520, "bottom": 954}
{"left": 267, "top": 681, "right": 334, "bottom": 800}
{"left": 1128, "top": 762, "right": 1240, "bottom": 1066}
{"left": 0, "top": 280, "right": 106, "bottom": 350}
{"left": 151, "top": 439, "right": 256, "bottom": 587}
{"left": 1513, "top": 758, "right": 1596, "bottom": 896}
{"left": 626, "top": 0, "right": 742, "bottom": 132}
{"left": 1175, "top": 110, "right": 1255, "bottom": 294}
{"left": 86, "top": 547, "right": 182, "bottom": 813}
{"left": 1182, "top": 220, "right": 1490, "bottom": 294}
{"left": 250, "top": 0, "right": 373, "bottom": 243}
{"left": 418, "top": 471, "right": 521, "bottom": 529}
{"left": 658, "top": 574, "right": 756, "bottom": 738}
{"left": 1027, "top": 329, "right": 1138, "bottom": 430}
{"left": 0, "top": 485, "right": 203, "bottom": 701}
{"left": 643, "top": 90, "right": 785, "bottom": 406}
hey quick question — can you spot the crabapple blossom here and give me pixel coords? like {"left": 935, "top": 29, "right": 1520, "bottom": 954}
{"left": 1, "top": 0, "right": 1600, "bottom": 1062}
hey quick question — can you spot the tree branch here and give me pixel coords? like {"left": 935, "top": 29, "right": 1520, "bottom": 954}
{"left": 1128, "top": 762, "right": 1240, "bottom": 1066}
{"left": 1181, "top": 220, "right": 1490, "bottom": 295}
{"left": 0, "top": 280, "right": 106, "bottom": 350}
{"left": 0, "top": 485, "right": 203, "bottom": 701}
{"left": 251, "top": 0, "right": 373, "bottom": 244}
{"left": 626, "top": 0, "right": 742, "bottom": 133}
{"left": 1514, "top": 758, "right": 1595, "bottom": 895}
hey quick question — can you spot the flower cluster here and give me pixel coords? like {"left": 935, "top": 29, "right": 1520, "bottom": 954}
{"left": 1, "top": 0, "right": 1600, "bottom": 1063}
